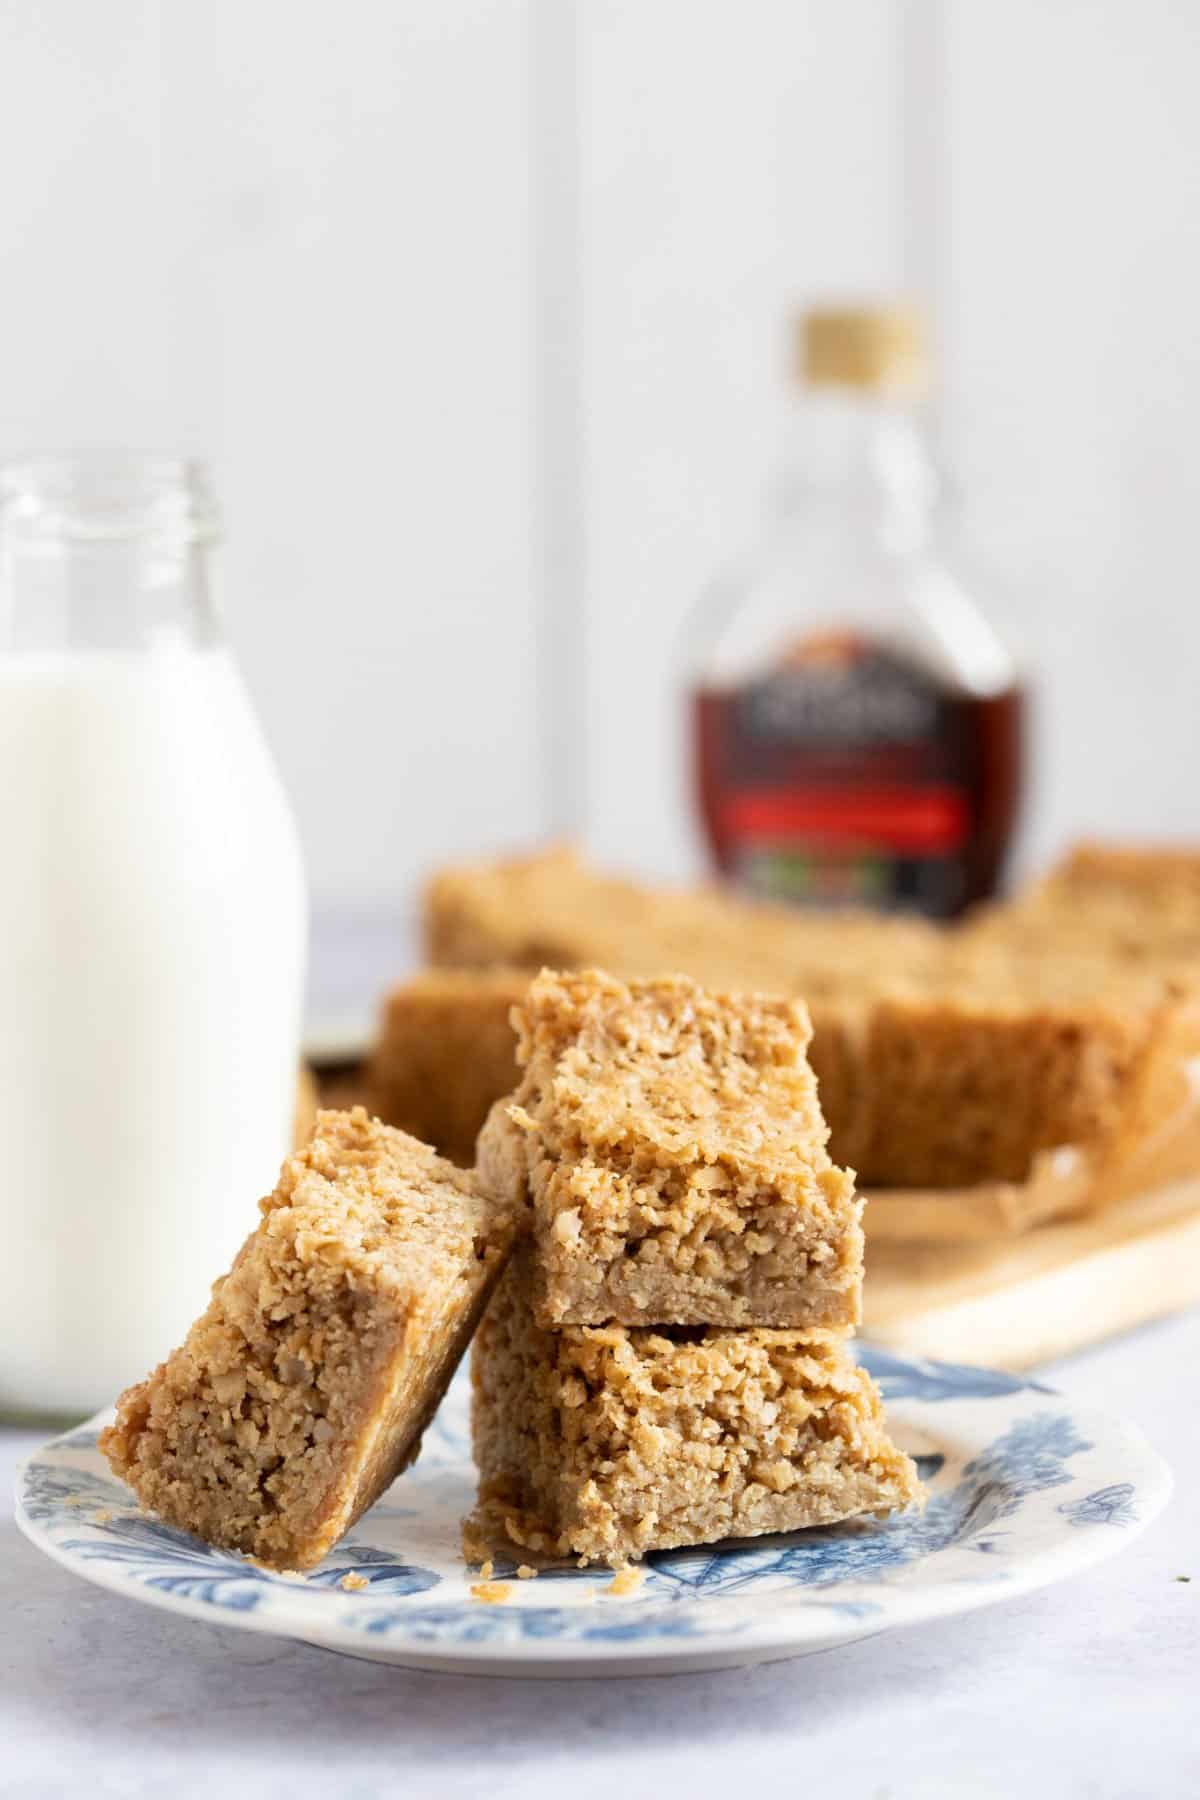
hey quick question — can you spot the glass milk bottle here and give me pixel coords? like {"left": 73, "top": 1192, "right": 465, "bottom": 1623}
{"left": 0, "top": 455, "right": 307, "bottom": 1420}
{"left": 690, "top": 306, "right": 1025, "bottom": 917}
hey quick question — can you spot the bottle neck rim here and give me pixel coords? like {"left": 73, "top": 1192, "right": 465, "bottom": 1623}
{"left": 0, "top": 455, "right": 223, "bottom": 654}
{"left": 0, "top": 453, "right": 219, "bottom": 549}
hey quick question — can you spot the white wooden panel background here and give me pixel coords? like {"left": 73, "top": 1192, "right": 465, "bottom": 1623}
{"left": 0, "top": 0, "right": 541, "bottom": 918}
{"left": 939, "top": 0, "right": 1200, "bottom": 873}
{"left": 578, "top": 1, "right": 910, "bottom": 880}
{"left": 2, "top": 1, "right": 1199, "bottom": 944}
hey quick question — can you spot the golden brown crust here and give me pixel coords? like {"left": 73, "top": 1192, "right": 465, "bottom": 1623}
{"left": 854, "top": 995, "right": 1152, "bottom": 1187}
{"left": 366, "top": 968, "right": 528, "bottom": 1164}
{"left": 419, "top": 847, "right": 1200, "bottom": 1189}
{"left": 424, "top": 846, "right": 941, "bottom": 995}
{"left": 100, "top": 1108, "right": 521, "bottom": 1570}
{"left": 1036, "top": 840, "right": 1200, "bottom": 911}
{"left": 967, "top": 840, "right": 1200, "bottom": 964}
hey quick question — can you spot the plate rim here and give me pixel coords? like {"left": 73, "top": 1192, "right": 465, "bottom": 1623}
{"left": 14, "top": 1367, "right": 1175, "bottom": 1672}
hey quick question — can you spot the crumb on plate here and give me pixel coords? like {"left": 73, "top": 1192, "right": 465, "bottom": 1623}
{"left": 470, "top": 1580, "right": 512, "bottom": 1604}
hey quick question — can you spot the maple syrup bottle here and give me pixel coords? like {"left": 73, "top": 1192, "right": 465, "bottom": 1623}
{"left": 690, "top": 306, "right": 1024, "bottom": 917}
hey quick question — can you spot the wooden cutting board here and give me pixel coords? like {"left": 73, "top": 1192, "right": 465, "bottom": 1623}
{"left": 863, "top": 1175, "right": 1200, "bottom": 1369}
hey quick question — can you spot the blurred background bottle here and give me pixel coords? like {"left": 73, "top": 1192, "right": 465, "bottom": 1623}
{"left": 0, "top": 455, "right": 307, "bottom": 1419}
{"left": 690, "top": 306, "right": 1025, "bottom": 917}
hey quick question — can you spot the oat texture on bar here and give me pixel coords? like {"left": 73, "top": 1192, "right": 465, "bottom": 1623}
{"left": 465, "top": 1246, "right": 923, "bottom": 1568}
{"left": 478, "top": 968, "right": 863, "bottom": 1329}
{"left": 101, "top": 1108, "right": 522, "bottom": 1570}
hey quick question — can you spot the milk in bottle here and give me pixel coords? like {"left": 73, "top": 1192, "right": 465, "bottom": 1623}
{"left": 0, "top": 456, "right": 307, "bottom": 1417}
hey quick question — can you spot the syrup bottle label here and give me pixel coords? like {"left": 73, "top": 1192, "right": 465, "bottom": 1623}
{"left": 696, "top": 632, "right": 976, "bottom": 915}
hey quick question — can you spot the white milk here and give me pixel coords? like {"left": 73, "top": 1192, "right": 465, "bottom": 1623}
{"left": 0, "top": 647, "right": 306, "bottom": 1416}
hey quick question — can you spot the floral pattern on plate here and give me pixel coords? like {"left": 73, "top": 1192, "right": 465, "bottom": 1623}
{"left": 15, "top": 1345, "right": 1171, "bottom": 1676}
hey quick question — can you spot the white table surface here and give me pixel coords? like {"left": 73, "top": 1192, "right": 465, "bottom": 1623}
{"left": 4, "top": 1311, "right": 1197, "bottom": 1800}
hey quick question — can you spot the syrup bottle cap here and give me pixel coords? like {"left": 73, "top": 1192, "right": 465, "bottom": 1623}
{"left": 799, "top": 306, "right": 928, "bottom": 395}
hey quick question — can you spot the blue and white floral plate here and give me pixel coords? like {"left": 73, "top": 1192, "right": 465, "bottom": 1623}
{"left": 15, "top": 1348, "right": 1170, "bottom": 1678}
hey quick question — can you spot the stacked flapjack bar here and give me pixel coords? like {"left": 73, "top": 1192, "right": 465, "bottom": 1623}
{"left": 464, "top": 969, "right": 922, "bottom": 1567}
